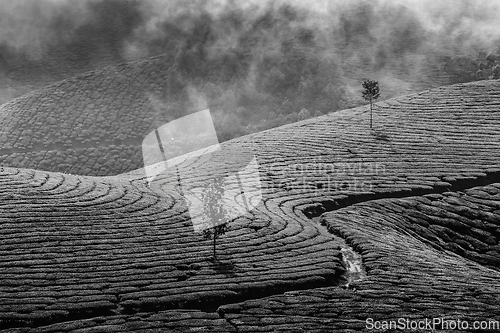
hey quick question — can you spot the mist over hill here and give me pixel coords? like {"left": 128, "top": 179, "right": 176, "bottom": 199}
{"left": 1, "top": 2, "right": 500, "bottom": 330}
{"left": 1, "top": 0, "right": 500, "bottom": 176}
{"left": 1, "top": 0, "right": 500, "bottom": 116}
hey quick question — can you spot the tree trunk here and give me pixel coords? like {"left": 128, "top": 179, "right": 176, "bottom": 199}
{"left": 370, "top": 99, "right": 373, "bottom": 128}
{"left": 213, "top": 234, "right": 217, "bottom": 260}
{"left": 176, "top": 166, "right": 183, "bottom": 195}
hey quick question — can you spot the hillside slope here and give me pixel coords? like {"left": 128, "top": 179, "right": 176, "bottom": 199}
{"left": 0, "top": 48, "right": 457, "bottom": 177}
{"left": 1, "top": 80, "right": 500, "bottom": 331}
{"left": 0, "top": 55, "right": 174, "bottom": 176}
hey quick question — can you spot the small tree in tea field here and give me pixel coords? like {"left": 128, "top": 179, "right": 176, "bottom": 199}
{"left": 201, "top": 178, "right": 229, "bottom": 261}
{"left": 362, "top": 79, "right": 381, "bottom": 128}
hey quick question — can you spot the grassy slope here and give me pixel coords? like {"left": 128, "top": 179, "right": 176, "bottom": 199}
{"left": 1, "top": 80, "right": 500, "bottom": 331}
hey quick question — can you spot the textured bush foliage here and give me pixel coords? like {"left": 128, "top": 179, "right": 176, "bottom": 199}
{"left": 1, "top": 80, "right": 500, "bottom": 331}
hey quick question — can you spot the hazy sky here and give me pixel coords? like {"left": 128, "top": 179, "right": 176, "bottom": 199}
{"left": 0, "top": 0, "right": 499, "bottom": 104}
{"left": 0, "top": 0, "right": 499, "bottom": 61}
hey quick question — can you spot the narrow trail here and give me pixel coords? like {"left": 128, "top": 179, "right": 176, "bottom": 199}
{"left": 311, "top": 216, "right": 366, "bottom": 287}
{"left": 302, "top": 169, "right": 500, "bottom": 290}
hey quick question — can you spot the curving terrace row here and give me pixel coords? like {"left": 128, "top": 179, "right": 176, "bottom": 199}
{"left": 0, "top": 164, "right": 344, "bottom": 330}
{"left": 1, "top": 79, "right": 500, "bottom": 331}
{"left": 218, "top": 183, "right": 500, "bottom": 331}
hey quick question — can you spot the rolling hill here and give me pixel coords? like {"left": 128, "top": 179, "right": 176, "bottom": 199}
{"left": 0, "top": 47, "right": 462, "bottom": 178}
{"left": 0, "top": 55, "right": 175, "bottom": 176}
{"left": 1, "top": 79, "right": 500, "bottom": 331}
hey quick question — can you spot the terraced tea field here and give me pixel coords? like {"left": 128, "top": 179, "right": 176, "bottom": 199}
{"left": 0, "top": 49, "right": 457, "bottom": 178}
{"left": 1, "top": 79, "right": 500, "bottom": 332}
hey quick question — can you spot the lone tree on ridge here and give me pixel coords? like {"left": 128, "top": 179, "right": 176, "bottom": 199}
{"left": 201, "top": 178, "right": 229, "bottom": 261}
{"left": 362, "top": 79, "right": 381, "bottom": 128}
